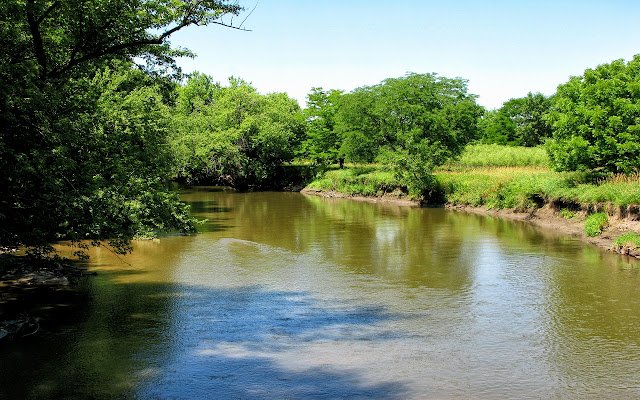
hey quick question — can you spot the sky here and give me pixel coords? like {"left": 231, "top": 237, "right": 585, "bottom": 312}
{"left": 170, "top": 0, "right": 640, "bottom": 109}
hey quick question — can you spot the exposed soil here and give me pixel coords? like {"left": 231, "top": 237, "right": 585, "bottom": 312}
{"left": 301, "top": 188, "right": 420, "bottom": 207}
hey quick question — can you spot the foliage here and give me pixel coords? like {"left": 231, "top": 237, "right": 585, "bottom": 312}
{"left": 169, "top": 75, "right": 306, "bottom": 188}
{"left": 0, "top": 0, "right": 243, "bottom": 255}
{"left": 546, "top": 55, "right": 640, "bottom": 173}
{"left": 306, "top": 167, "right": 403, "bottom": 197}
{"left": 323, "top": 73, "right": 483, "bottom": 196}
{"left": 613, "top": 232, "right": 640, "bottom": 248}
{"left": 480, "top": 92, "right": 552, "bottom": 146}
{"left": 559, "top": 209, "right": 576, "bottom": 219}
{"left": 300, "top": 87, "right": 343, "bottom": 164}
{"left": 584, "top": 213, "right": 609, "bottom": 237}
{"left": 449, "top": 144, "right": 549, "bottom": 168}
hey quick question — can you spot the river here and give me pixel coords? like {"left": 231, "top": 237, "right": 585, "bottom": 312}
{"left": 2, "top": 188, "right": 640, "bottom": 399}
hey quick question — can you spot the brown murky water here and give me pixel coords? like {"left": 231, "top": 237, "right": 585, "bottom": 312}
{"left": 2, "top": 188, "right": 640, "bottom": 399}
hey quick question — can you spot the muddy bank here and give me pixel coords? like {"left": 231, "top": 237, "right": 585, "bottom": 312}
{"left": 302, "top": 188, "right": 640, "bottom": 259}
{"left": 301, "top": 188, "right": 420, "bottom": 207}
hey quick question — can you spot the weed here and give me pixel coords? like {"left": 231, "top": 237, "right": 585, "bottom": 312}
{"left": 613, "top": 232, "right": 640, "bottom": 249}
{"left": 559, "top": 209, "right": 576, "bottom": 219}
{"left": 584, "top": 212, "right": 608, "bottom": 237}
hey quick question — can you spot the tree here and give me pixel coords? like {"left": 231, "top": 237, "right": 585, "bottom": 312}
{"left": 546, "top": 56, "right": 640, "bottom": 173}
{"left": 334, "top": 87, "right": 383, "bottom": 163}
{"left": 169, "top": 75, "right": 305, "bottom": 188}
{"left": 300, "top": 88, "right": 343, "bottom": 164}
{"left": 480, "top": 92, "right": 551, "bottom": 146}
{"left": 0, "top": 1, "right": 244, "bottom": 255}
{"left": 330, "top": 73, "right": 483, "bottom": 196}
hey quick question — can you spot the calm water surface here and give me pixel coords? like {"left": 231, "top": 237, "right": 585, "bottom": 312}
{"left": 2, "top": 188, "right": 640, "bottom": 399}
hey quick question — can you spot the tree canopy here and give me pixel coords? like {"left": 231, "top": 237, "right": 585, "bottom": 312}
{"left": 0, "top": 0, "right": 243, "bottom": 255}
{"left": 480, "top": 92, "right": 552, "bottom": 147}
{"left": 169, "top": 75, "right": 305, "bottom": 188}
{"left": 305, "top": 73, "right": 483, "bottom": 196}
{"left": 546, "top": 55, "right": 640, "bottom": 173}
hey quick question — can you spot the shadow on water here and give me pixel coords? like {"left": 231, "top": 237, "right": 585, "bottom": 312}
{"left": 0, "top": 278, "right": 410, "bottom": 400}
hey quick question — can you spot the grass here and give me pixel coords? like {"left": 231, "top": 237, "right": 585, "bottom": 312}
{"left": 447, "top": 144, "right": 550, "bottom": 168}
{"left": 613, "top": 232, "right": 640, "bottom": 249}
{"left": 304, "top": 145, "right": 640, "bottom": 210}
{"left": 584, "top": 212, "right": 608, "bottom": 237}
{"left": 306, "top": 166, "right": 401, "bottom": 197}
{"left": 559, "top": 209, "right": 576, "bottom": 219}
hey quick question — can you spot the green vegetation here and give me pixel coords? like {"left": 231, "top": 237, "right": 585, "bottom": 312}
{"left": 479, "top": 92, "right": 552, "bottom": 147}
{"left": 451, "top": 144, "right": 549, "bottom": 168}
{"left": 169, "top": 75, "right": 305, "bottom": 188}
{"left": 301, "top": 73, "right": 484, "bottom": 196}
{"left": 560, "top": 209, "right": 576, "bottom": 219}
{"left": 0, "top": 1, "right": 242, "bottom": 256}
{"left": 306, "top": 167, "right": 399, "bottom": 197}
{"left": 307, "top": 145, "right": 640, "bottom": 212}
{"left": 546, "top": 55, "right": 640, "bottom": 174}
{"left": 614, "top": 232, "right": 640, "bottom": 248}
{"left": 584, "top": 213, "right": 609, "bottom": 237}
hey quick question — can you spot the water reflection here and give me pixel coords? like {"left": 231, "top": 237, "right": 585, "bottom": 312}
{"left": 2, "top": 188, "right": 640, "bottom": 399}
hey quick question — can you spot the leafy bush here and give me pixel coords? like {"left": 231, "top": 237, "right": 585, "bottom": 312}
{"left": 584, "top": 213, "right": 609, "bottom": 237}
{"left": 546, "top": 55, "right": 640, "bottom": 174}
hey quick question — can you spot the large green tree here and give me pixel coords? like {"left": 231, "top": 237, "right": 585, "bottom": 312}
{"left": 300, "top": 87, "right": 343, "bottom": 164}
{"left": 331, "top": 73, "right": 483, "bottom": 196}
{"left": 0, "top": 1, "right": 243, "bottom": 255}
{"left": 546, "top": 56, "right": 640, "bottom": 173}
{"left": 170, "top": 75, "right": 305, "bottom": 188}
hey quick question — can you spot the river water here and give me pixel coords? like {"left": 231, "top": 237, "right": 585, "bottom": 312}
{"left": 2, "top": 188, "right": 640, "bottom": 399}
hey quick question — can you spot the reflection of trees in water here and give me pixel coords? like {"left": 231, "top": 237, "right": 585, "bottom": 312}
{"left": 0, "top": 235, "right": 193, "bottom": 399}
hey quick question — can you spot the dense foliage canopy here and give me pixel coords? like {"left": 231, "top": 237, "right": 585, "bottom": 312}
{"left": 0, "top": 0, "right": 242, "bottom": 255}
{"left": 546, "top": 55, "right": 640, "bottom": 174}
{"left": 169, "top": 75, "right": 305, "bottom": 188}
{"left": 480, "top": 92, "right": 552, "bottom": 147}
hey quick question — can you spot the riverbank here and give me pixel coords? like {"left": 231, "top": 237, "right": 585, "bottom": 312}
{"left": 0, "top": 255, "right": 93, "bottom": 341}
{"left": 302, "top": 167, "right": 640, "bottom": 259}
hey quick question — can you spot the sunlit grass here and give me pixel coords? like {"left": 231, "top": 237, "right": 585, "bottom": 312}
{"left": 614, "top": 232, "right": 640, "bottom": 248}
{"left": 305, "top": 145, "right": 640, "bottom": 209}
{"left": 446, "top": 144, "right": 550, "bottom": 168}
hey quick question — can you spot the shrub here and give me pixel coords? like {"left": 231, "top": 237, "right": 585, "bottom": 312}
{"left": 584, "top": 212, "right": 609, "bottom": 237}
{"left": 546, "top": 55, "right": 640, "bottom": 174}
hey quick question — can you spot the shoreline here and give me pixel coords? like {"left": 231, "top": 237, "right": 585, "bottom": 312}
{"left": 301, "top": 188, "right": 640, "bottom": 259}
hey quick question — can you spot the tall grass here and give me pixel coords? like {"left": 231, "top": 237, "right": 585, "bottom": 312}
{"left": 448, "top": 144, "right": 550, "bottom": 168}
{"left": 614, "top": 232, "right": 640, "bottom": 248}
{"left": 584, "top": 213, "right": 608, "bottom": 237}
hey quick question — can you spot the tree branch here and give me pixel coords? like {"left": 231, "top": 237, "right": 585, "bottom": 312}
{"left": 26, "top": 0, "right": 48, "bottom": 79}
{"left": 49, "top": 7, "right": 249, "bottom": 79}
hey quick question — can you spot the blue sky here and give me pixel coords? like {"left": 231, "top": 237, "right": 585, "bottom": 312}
{"left": 171, "top": 0, "right": 640, "bottom": 109}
